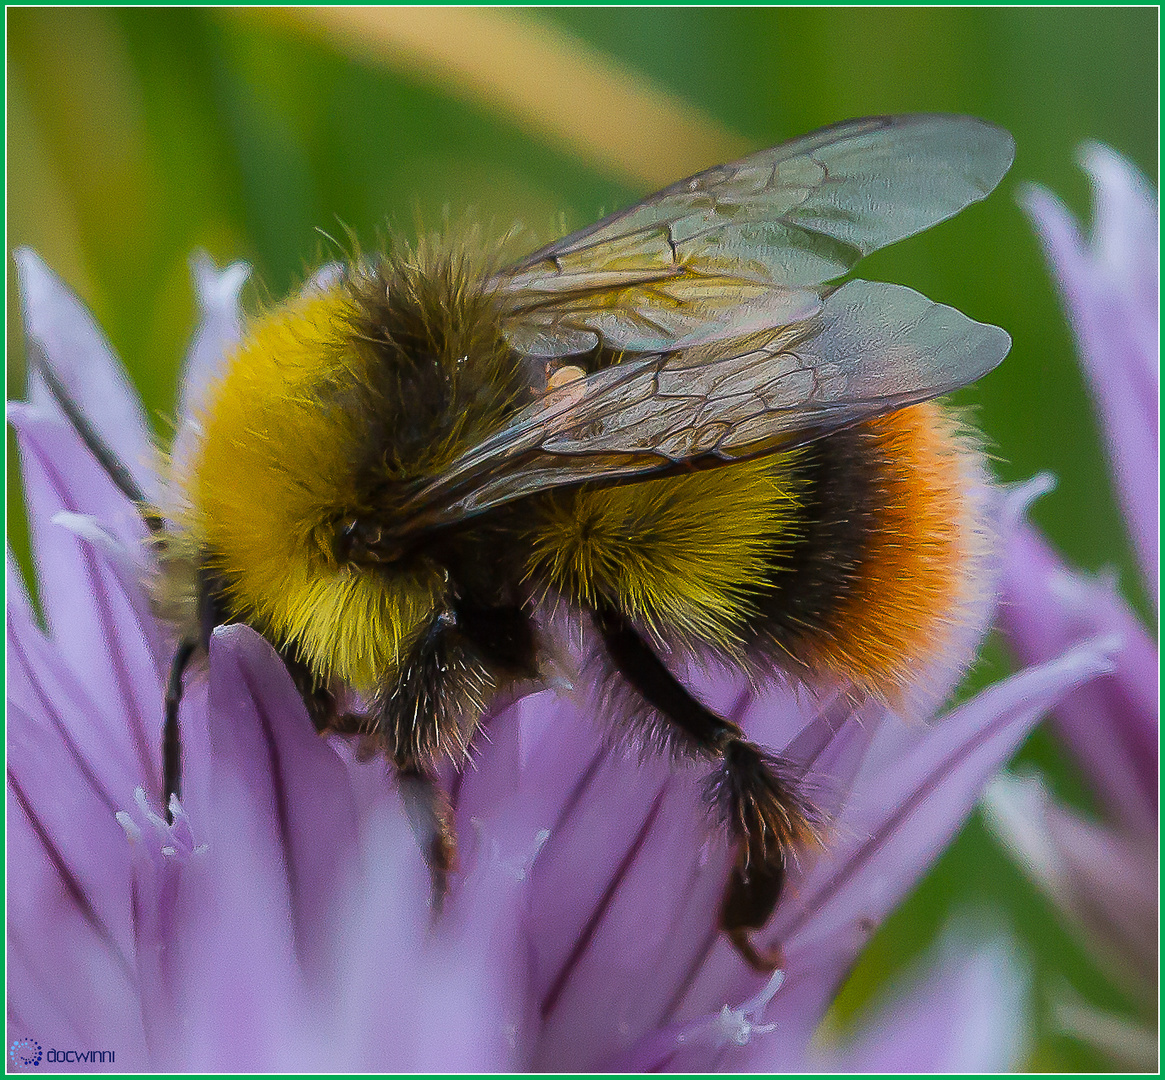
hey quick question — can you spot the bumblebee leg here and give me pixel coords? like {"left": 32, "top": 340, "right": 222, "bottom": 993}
{"left": 707, "top": 740, "right": 817, "bottom": 972}
{"left": 371, "top": 598, "right": 535, "bottom": 915}
{"left": 395, "top": 760, "right": 458, "bottom": 912}
{"left": 592, "top": 601, "right": 814, "bottom": 972}
{"left": 371, "top": 606, "right": 477, "bottom": 915}
{"left": 279, "top": 643, "right": 345, "bottom": 734}
{"left": 279, "top": 644, "right": 458, "bottom": 906}
{"left": 163, "top": 638, "right": 197, "bottom": 822}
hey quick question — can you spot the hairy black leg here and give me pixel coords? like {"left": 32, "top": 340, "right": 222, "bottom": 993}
{"left": 163, "top": 639, "right": 197, "bottom": 821}
{"left": 706, "top": 741, "right": 818, "bottom": 970}
{"left": 591, "top": 600, "right": 816, "bottom": 972}
{"left": 372, "top": 599, "right": 536, "bottom": 912}
{"left": 592, "top": 603, "right": 740, "bottom": 752}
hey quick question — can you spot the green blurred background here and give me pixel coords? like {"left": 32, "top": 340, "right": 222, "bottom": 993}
{"left": 7, "top": 8, "right": 1157, "bottom": 1071}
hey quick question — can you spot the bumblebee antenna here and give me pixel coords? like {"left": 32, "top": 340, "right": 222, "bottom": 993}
{"left": 30, "top": 350, "right": 167, "bottom": 535}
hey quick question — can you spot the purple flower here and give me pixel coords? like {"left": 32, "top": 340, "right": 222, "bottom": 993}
{"left": 1019, "top": 144, "right": 1158, "bottom": 608}
{"left": 807, "top": 921, "right": 1032, "bottom": 1073}
{"left": 8, "top": 248, "right": 1115, "bottom": 1071}
{"left": 984, "top": 146, "right": 1158, "bottom": 1070}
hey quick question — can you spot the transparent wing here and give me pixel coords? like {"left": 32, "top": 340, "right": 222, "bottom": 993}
{"left": 387, "top": 281, "right": 1010, "bottom": 540}
{"left": 493, "top": 114, "right": 1015, "bottom": 357}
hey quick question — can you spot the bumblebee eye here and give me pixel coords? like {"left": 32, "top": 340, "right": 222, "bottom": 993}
{"left": 333, "top": 516, "right": 408, "bottom": 568}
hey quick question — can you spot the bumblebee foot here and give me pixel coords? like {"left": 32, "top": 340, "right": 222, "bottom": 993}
{"left": 720, "top": 850, "right": 788, "bottom": 972}
{"left": 707, "top": 739, "right": 819, "bottom": 970}
{"left": 397, "top": 766, "right": 457, "bottom": 914}
{"left": 726, "top": 926, "right": 786, "bottom": 974}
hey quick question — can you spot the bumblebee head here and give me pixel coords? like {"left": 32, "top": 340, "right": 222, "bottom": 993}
{"left": 185, "top": 274, "right": 458, "bottom": 693}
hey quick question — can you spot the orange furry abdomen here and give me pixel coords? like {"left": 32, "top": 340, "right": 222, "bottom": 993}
{"left": 745, "top": 400, "right": 991, "bottom": 708}
{"left": 813, "top": 401, "right": 990, "bottom": 703}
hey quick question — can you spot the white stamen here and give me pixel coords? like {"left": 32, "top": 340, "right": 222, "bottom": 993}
{"left": 115, "top": 810, "right": 141, "bottom": 844}
{"left": 676, "top": 968, "right": 785, "bottom": 1050}
{"left": 120, "top": 786, "right": 206, "bottom": 862}
{"left": 611, "top": 966, "right": 786, "bottom": 1070}
{"left": 135, "top": 786, "right": 170, "bottom": 833}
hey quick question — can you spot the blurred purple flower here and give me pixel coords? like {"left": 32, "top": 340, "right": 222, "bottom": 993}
{"left": 808, "top": 920, "right": 1032, "bottom": 1073}
{"left": 1020, "top": 143, "right": 1158, "bottom": 607}
{"left": 7, "top": 249, "right": 1115, "bottom": 1072}
{"left": 985, "top": 146, "right": 1158, "bottom": 1070}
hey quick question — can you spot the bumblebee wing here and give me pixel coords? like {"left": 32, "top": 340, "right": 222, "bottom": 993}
{"left": 493, "top": 114, "right": 1015, "bottom": 357}
{"left": 394, "top": 280, "right": 1009, "bottom": 534}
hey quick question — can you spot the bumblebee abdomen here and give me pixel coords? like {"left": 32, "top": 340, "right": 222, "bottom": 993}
{"left": 750, "top": 401, "right": 989, "bottom": 702}
{"left": 530, "top": 401, "right": 986, "bottom": 703}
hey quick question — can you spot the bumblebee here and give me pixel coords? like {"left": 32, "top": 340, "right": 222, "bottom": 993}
{"left": 38, "top": 114, "right": 1013, "bottom": 971}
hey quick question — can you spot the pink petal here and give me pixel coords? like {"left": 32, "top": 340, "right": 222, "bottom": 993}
{"left": 983, "top": 771, "right": 1156, "bottom": 999}
{"left": 521, "top": 687, "right": 887, "bottom": 1070}
{"left": 203, "top": 624, "right": 361, "bottom": 984}
{"left": 807, "top": 926, "right": 1031, "bottom": 1072}
{"left": 14, "top": 248, "right": 158, "bottom": 503}
{"left": 7, "top": 782, "right": 147, "bottom": 1065}
{"left": 115, "top": 790, "right": 208, "bottom": 1068}
{"left": 7, "top": 542, "right": 158, "bottom": 809}
{"left": 7, "top": 692, "right": 136, "bottom": 959}
{"left": 1000, "top": 519, "right": 1157, "bottom": 832}
{"left": 669, "top": 635, "right": 1115, "bottom": 1070}
{"left": 179, "top": 253, "right": 249, "bottom": 420}
{"left": 1019, "top": 150, "right": 1158, "bottom": 603}
{"left": 9, "top": 405, "right": 164, "bottom": 791}
{"left": 171, "top": 254, "right": 249, "bottom": 473}
{"left": 328, "top": 794, "right": 448, "bottom": 1069}
{"left": 133, "top": 625, "right": 360, "bottom": 1069}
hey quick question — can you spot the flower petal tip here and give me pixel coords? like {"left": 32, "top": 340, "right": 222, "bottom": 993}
{"left": 1001, "top": 472, "right": 1057, "bottom": 529}
{"left": 6, "top": 399, "right": 35, "bottom": 425}
{"left": 1077, "top": 141, "right": 1153, "bottom": 199}
{"left": 190, "top": 250, "right": 251, "bottom": 310}
{"left": 1015, "top": 181, "right": 1064, "bottom": 222}
{"left": 307, "top": 262, "right": 345, "bottom": 292}
{"left": 1063, "top": 632, "right": 1121, "bottom": 677}
{"left": 12, "top": 245, "right": 51, "bottom": 286}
